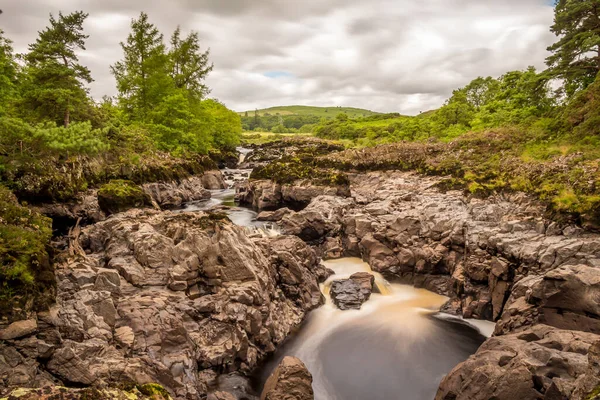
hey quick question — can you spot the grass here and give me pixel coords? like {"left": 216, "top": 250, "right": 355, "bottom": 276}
{"left": 241, "top": 132, "right": 314, "bottom": 145}
{"left": 238, "top": 105, "right": 381, "bottom": 118}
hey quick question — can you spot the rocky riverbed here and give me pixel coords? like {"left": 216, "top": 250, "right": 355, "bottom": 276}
{"left": 3, "top": 139, "right": 600, "bottom": 400}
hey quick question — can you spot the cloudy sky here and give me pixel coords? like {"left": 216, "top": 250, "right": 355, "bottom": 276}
{"left": 1, "top": 0, "right": 556, "bottom": 114}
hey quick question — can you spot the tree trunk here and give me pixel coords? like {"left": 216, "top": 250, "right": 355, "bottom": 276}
{"left": 64, "top": 106, "right": 70, "bottom": 127}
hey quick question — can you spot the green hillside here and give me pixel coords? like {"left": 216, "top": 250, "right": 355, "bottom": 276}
{"left": 239, "top": 105, "right": 381, "bottom": 118}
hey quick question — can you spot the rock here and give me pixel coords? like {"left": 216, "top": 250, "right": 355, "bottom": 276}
{"left": 201, "top": 170, "right": 227, "bottom": 190}
{"left": 495, "top": 264, "right": 600, "bottom": 335}
{"left": 261, "top": 356, "right": 314, "bottom": 400}
{"left": 0, "top": 319, "right": 37, "bottom": 340}
{"left": 1, "top": 209, "right": 323, "bottom": 399}
{"left": 97, "top": 180, "right": 152, "bottom": 215}
{"left": 348, "top": 272, "right": 375, "bottom": 300}
{"left": 329, "top": 273, "right": 375, "bottom": 311}
{"left": 257, "top": 208, "right": 292, "bottom": 222}
{"left": 436, "top": 325, "right": 600, "bottom": 400}
{"left": 143, "top": 176, "right": 211, "bottom": 209}
{"left": 1, "top": 386, "right": 171, "bottom": 399}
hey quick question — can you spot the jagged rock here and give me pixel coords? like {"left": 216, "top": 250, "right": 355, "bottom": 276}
{"left": 329, "top": 273, "right": 374, "bottom": 310}
{"left": 436, "top": 325, "right": 600, "bottom": 400}
{"left": 0, "top": 210, "right": 322, "bottom": 398}
{"left": 0, "top": 319, "right": 37, "bottom": 340}
{"left": 237, "top": 180, "right": 350, "bottom": 211}
{"left": 143, "top": 176, "right": 211, "bottom": 209}
{"left": 495, "top": 264, "right": 600, "bottom": 335}
{"left": 256, "top": 208, "right": 292, "bottom": 222}
{"left": 1, "top": 386, "right": 171, "bottom": 399}
{"left": 261, "top": 356, "right": 314, "bottom": 400}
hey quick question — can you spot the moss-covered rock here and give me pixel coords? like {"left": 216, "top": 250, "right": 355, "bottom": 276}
{"left": 0, "top": 185, "right": 54, "bottom": 322}
{"left": 97, "top": 180, "right": 152, "bottom": 215}
{"left": 251, "top": 156, "right": 349, "bottom": 186}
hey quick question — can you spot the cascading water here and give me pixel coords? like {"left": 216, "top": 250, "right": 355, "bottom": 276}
{"left": 181, "top": 147, "right": 280, "bottom": 236}
{"left": 255, "top": 258, "right": 494, "bottom": 400}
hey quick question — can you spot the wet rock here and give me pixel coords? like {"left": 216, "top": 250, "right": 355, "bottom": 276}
{"left": 436, "top": 325, "right": 600, "bottom": 400}
{"left": 202, "top": 170, "right": 228, "bottom": 189}
{"left": 257, "top": 208, "right": 292, "bottom": 222}
{"left": 330, "top": 273, "right": 374, "bottom": 310}
{"left": 261, "top": 356, "right": 314, "bottom": 400}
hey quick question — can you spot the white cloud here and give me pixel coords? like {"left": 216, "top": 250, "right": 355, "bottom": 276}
{"left": 1, "top": 0, "right": 556, "bottom": 114}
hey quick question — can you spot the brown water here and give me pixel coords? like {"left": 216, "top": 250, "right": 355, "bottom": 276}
{"left": 256, "top": 258, "right": 491, "bottom": 400}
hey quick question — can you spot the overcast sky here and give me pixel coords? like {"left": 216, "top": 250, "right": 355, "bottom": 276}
{"left": 1, "top": 0, "right": 556, "bottom": 115}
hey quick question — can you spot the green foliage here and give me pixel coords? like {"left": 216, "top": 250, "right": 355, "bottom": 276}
{"left": 97, "top": 179, "right": 150, "bottom": 214}
{"left": 547, "top": 0, "right": 600, "bottom": 97}
{"left": 0, "top": 185, "right": 52, "bottom": 319}
{"left": 21, "top": 11, "right": 92, "bottom": 127}
{"left": 0, "top": 30, "right": 19, "bottom": 117}
{"left": 34, "top": 121, "right": 111, "bottom": 155}
{"left": 111, "top": 12, "right": 173, "bottom": 123}
{"left": 170, "top": 27, "right": 213, "bottom": 100}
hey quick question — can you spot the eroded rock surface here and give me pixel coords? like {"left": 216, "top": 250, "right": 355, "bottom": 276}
{"left": 329, "top": 272, "right": 374, "bottom": 310}
{"left": 260, "top": 356, "right": 314, "bottom": 400}
{"left": 0, "top": 209, "right": 322, "bottom": 399}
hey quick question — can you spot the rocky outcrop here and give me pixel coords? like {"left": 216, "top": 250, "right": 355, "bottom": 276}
{"left": 0, "top": 210, "right": 323, "bottom": 399}
{"left": 436, "top": 325, "right": 600, "bottom": 400}
{"left": 329, "top": 272, "right": 374, "bottom": 310}
{"left": 277, "top": 172, "right": 600, "bottom": 322}
{"left": 143, "top": 176, "right": 212, "bottom": 209}
{"left": 236, "top": 179, "right": 350, "bottom": 212}
{"left": 260, "top": 356, "right": 314, "bottom": 400}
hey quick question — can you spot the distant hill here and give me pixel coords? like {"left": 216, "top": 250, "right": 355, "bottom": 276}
{"left": 239, "top": 105, "right": 381, "bottom": 119}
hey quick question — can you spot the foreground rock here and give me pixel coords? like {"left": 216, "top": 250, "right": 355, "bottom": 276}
{"left": 329, "top": 272, "right": 374, "bottom": 310}
{"left": 2, "top": 384, "right": 171, "bottom": 399}
{"left": 0, "top": 210, "right": 323, "bottom": 398}
{"left": 436, "top": 325, "right": 600, "bottom": 400}
{"left": 261, "top": 356, "right": 314, "bottom": 400}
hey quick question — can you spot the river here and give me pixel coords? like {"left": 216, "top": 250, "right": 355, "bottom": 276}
{"left": 184, "top": 147, "right": 493, "bottom": 400}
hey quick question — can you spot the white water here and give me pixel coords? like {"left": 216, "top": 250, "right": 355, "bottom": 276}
{"left": 257, "top": 258, "right": 489, "bottom": 400}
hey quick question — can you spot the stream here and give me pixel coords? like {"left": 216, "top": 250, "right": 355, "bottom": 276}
{"left": 186, "top": 147, "right": 494, "bottom": 399}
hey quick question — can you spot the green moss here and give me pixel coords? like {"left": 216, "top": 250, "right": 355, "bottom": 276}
{"left": 0, "top": 185, "right": 54, "bottom": 322}
{"left": 136, "top": 383, "right": 170, "bottom": 398}
{"left": 585, "top": 384, "right": 600, "bottom": 400}
{"left": 97, "top": 180, "right": 151, "bottom": 215}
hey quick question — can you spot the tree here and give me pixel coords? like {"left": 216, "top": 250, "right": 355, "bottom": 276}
{"left": 111, "top": 12, "right": 172, "bottom": 122}
{"left": 0, "top": 29, "right": 18, "bottom": 116}
{"left": 547, "top": 0, "right": 600, "bottom": 97}
{"left": 169, "top": 27, "right": 212, "bottom": 100}
{"left": 22, "top": 11, "right": 92, "bottom": 127}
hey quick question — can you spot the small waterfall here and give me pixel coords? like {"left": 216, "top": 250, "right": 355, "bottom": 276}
{"left": 237, "top": 146, "right": 252, "bottom": 164}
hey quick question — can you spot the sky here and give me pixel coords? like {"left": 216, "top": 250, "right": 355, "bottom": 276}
{"left": 1, "top": 0, "right": 556, "bottom": 115}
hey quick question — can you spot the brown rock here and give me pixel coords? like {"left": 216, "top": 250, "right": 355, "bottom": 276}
{"left": 261, "top": 356, "right": 314, "bottom": 400}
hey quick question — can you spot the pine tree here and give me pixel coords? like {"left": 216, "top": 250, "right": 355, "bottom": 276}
{"left": 23, "top": 11, "right": 92, "bottom": 127}
{"left": 0, "top": 29, "right": 18, "bottom": 116}
{"left": 547, "top": 0, "right": 600, "bottom": 97}
{"left": 111, "top": 12, "right": 172, "bottom": 122}
{"left": 169, "top": 27, "right": 213, "bottom": 100}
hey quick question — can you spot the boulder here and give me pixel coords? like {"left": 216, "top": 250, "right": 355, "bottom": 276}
{"left": 0, "top": 319, "right": 37, "bottom": 340}
{"left": 329, "top": 272, "right": 374, "bottom": 310}
{"left": 261, "top": 356, "right": 314, "bottom": 400}
{"left": 436, "top": 325, "right": 600, "bottom": 400}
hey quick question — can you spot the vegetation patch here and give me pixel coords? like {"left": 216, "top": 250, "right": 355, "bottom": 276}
{"left": 0, "top": 185, "right": 53, "bottom": 322}
{"left": 97, "top": 180, "right": 152, "bottom": 215}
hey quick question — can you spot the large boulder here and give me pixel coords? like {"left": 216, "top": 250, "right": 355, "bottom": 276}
{"left": 261, "top": 356, "right": 314, "bottom": 400}
{"left": 97, "top": 180, "right": 152, "bottom": 215}
{"left": 143, "top": 176, "right": 211, "bottom": 209}
{"left": 436, "top": 325, "right": 600, "bottom": 400}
